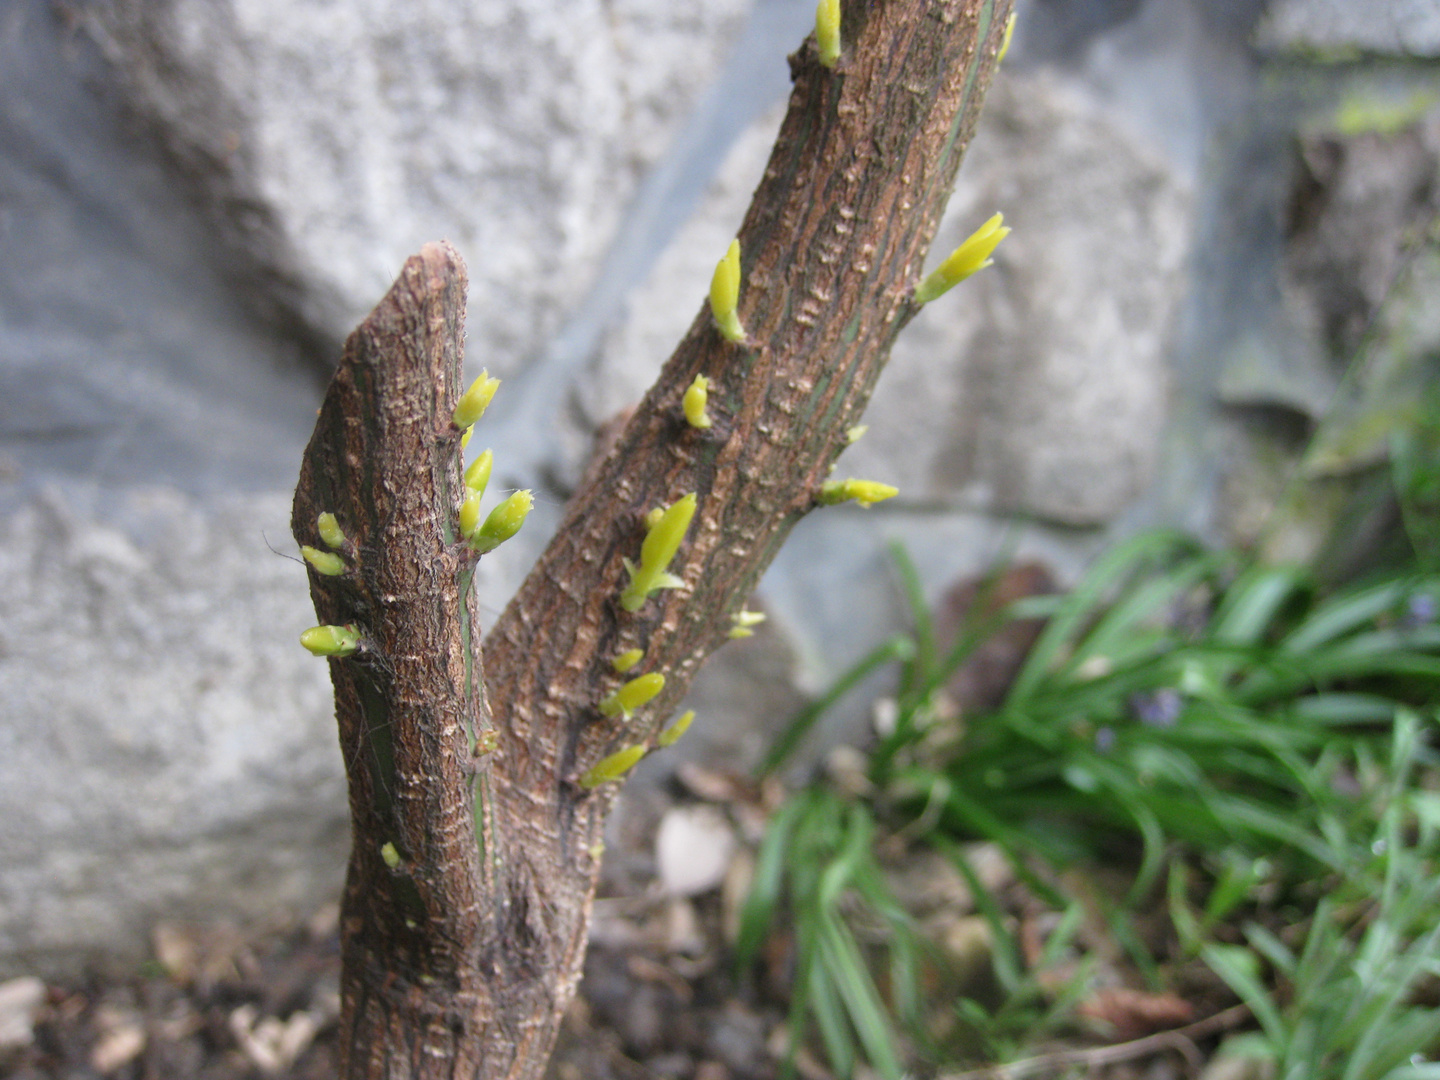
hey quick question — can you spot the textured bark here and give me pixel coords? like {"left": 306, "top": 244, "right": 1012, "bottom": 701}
{"left": 292, "top": 1, "right": 1013, "bottom": 1077}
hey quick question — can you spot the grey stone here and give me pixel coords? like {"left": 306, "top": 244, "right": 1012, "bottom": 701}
{"left": 78, "top": 0, "right": 753, "bottom": 378}
{"left": 0, "top": 0, "right": 323, "bottom": 493}
{"left": 842, "top": 69, "right": 1192, "bottom": 526}
{"left": 1258, "top": 0, "right": 1440, "bottom": 57}
{"left": 0, "top": 483, "right": 347, "bottom": 977}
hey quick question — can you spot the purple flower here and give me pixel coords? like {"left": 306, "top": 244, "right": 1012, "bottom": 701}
{"left": 1405, "top": 593, "right": 1437, "bottom": 628}
{"left": 1095, "top": 726, "right": 1116, "bottom": 753}
{"left": 1130, "top": 688, "right": 1182, "bottom": 728}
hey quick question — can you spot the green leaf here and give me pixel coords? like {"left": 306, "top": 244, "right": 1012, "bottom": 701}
{"left": 759, "top": 635, "right": 914, "bottom": 777}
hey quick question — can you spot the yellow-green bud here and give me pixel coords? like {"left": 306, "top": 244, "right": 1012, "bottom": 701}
{"left": 579, "top": 744, "right": 647, "bottom": 789}
{"left": 818, "top": 478, "right": 899, "bottom": 508}
{"left": 598, "top": 672, "right": 666, "bottom": 720}
{"left": 656, "top": 710, "right": 694, "bottom": 748}
{"left": 464, "top": 448, "right": 494, "bottom": 498}
{"left": 621, "top": 493, "right": 697, "bottom": 611}
{"left": 845, "top": 425, "right": 868, "bottom": 445}
{"left": 300, "top": 624, "right": 360, "bottom": 657}
{"left": 728, "top": 607, "right": 767, "bottom": 639}
{"left": 460, "top": 426, "right": 473, "bottom": 451}
{"left": 380, "top": 842, "right": 401, "bottom": 869}
{"left": 470, "top": 490, "right": 533, "bottom": 554}
{"left": 459, "top": 492, "right": 482, "bottom": 542}
{"left": 913, "top": 212, "right": 1010, "bottom": 304}
{"left": 452, "top": 370, "right": 501, "bottom": 429}
{"left": 317, "top": 512, "right": 346, "bottom": 550}
{"left": 612, "top": 648, "right": 645, "bottom": 673}
{"left": 816, "top": 0, "right": 841, "bottom": 68}
{"left": 300, "top": 545, "right": 346, "bottom": 576}
{"left": 710, "top": 239, "right": 745, "bottom": 343}
{"left": 997, "top": 12, "right": 1016, "bottom": 64}
{"left": 683, "top": 374, "right": 712, "bottom": 429}
{"left": 474, "top": 730, "right": 499, "bottom": 755}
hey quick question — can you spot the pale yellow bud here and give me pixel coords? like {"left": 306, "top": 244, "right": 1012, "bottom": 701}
{"left": 579, "top": 744, "right": 647, "bottom": 789}
{"left": 914, "top": 213, "right": 1010, "bottom": 304}
{"left": 683, "top": 374, "right": 712, "bottom": 429}
{"left": 598, "top": 672, "right": 666, "bottom": 720}
{"left": 818, "top": 478, "right": 899, "bottom": 508}
{"left": 816, "top": 0, "right": 841, "bottom": 68}
{"left": 316, "top": 512, "right": 346, "bottom": 550}
{"left": 300, "top": 624, "right": 360, "bottom": 657}
{"left": 709, "top": 240, "right": 745, "bottom": 343}
{"left": 452, "top": 370, "right": 500, "bottom": 429}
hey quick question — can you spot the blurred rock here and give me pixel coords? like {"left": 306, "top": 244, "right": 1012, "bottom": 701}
{"left": 1258, "top": 0, "right": 1440, "bottom": 57}
{"left": 934, "top": 561, "right": 1058, "bottom": 714}
{"left": 655, "top": 806, "right": 736, "bottom": 898}
{"left": 0, "top": 977, "right": 46, "bottom": 1051}
{"left": 843, "top": 69, "right": 1192, "bottom": 526}
{"left": 77, "top": 0, "right": 753, "bottom": 377}
{"left": 0, "top": 485, "right": 347, "bottom": 977}
{"left": 0, "top": 0, "right": 323, "bottom": 493}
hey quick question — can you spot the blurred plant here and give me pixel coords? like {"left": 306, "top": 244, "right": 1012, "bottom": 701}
{"left": 1202, "top": 711, "right": 1440, "bottom": 1080}
{"left": 743, "top": 530, "right": 1440, "bottom": 1077}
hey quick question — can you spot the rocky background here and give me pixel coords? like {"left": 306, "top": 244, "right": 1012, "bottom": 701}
{"left": 1, "top": 0, "right": 1438, "bottom": 980}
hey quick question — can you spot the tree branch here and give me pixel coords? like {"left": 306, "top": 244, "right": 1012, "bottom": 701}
{"left": 292, "top": 1, "right": 1013, "bottom": 1076}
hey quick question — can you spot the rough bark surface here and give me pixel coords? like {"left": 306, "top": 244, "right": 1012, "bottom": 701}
{"left": 292, "top": 1, "right": 1013, "bottom": 1077}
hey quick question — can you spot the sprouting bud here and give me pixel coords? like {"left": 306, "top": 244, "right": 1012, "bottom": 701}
{"left": 452, "top": 370, "right": 501, "bottom": 429}
{"left": 460, "top": 425, "right": 473, "bottom": 451}
{"left": 317, "top": 512, "right": 346, "bottom": 550}
{"left": 579, "top": 744, "right": 647, "bottom": 789}
{"left": 300, "top": 545, "right": 346, "bottom": 576}
{"left": 621, "top": 493, "right": 697, "bottom": 612}
{"left": 818, "top": 478, "right": 899, "bottom": 508}
{"left": 474, "top": 730, "right": 499, "bottom": 755}
{"left": 913, "top": 212, "right": 1010, "bottom": 304}
{"left": 845, "top": 425, "right": 868, "bottom": 445}
{"left": 728, "top": 607, "right": 768, "bottom": 640}
{"left": 300, "top": 624, "right": 360, "bottom": 657}
{"left": 469, "top": 490, "right": 533, "bottom": 554}
{"left": 645, "top": 506, "right": 666, "bottom": 530}
{"left": 656, "top": 709, "right": 694, "bottom": 748}
{"left": 612, "top": 648, "right": 645, "bottom": 674}
{"left": 709, "top": 239, "right": 746, "bottom": 343}
{"left": 464, "top": 448, "right": 494, "bottom": 498}
{"left": 997, "top": 12, "right": 1016, "bottom": 63}
{"left": 816, "top": 0, "right": 841, "bottom": 68}
{"left": 683, "top": 374, "right": 712, "bottom": 429}
{"left": 599, "top": 672, "right": 666, "bottom": 720}
{"left": 459, "top": 492, "right": 482, "bottom": 542}
{"left": 380, "top": 842, "right": 401, "bottom": 869}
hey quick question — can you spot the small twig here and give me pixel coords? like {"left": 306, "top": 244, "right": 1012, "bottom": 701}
{"left": 940, "top": 1004, "right": 1251, "bottom": 1080}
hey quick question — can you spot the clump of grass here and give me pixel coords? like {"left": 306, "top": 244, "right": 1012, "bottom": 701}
{"left": 741, "top": 531, "right": 1440, "bottom": 1079}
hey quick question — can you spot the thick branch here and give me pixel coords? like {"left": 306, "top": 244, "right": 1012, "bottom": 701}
{"left": 291, "top": 1, "right": 1012, "bottom": 1077}
{"left": 482, "top": 0, "right": 1012, "bottom": 1065}
{"left": 291, "top": 244, "right": 508, "bottom": 1076}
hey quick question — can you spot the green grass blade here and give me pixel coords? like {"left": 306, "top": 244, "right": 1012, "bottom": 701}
{"left": 1204, "top": 943, "right": 1288, "bottom": 1052}
{"left": 1280, "top": 579, "right": 1412, "bottom": 654}
{"left": 759, "top": 634, "right": 914, "bottom": 777}
{"left": 1211, "top": 565, "right": 1307, "bottom": 646}
{"left": 1008, "top": 530, "right": 1198, "bottom": 704}
{"left": 819, "top": 914, "right": 903, "bottom": 1079}
{"left": 890, "top": 542, "right": 937, "bottom": 693}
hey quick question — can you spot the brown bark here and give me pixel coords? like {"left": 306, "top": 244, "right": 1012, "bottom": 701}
{"left": 291, "top": 1, "right": 1013, "bottom": 1077}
